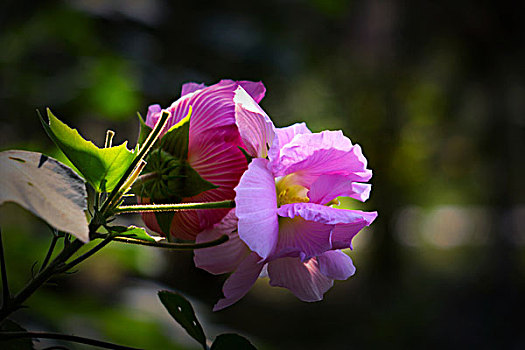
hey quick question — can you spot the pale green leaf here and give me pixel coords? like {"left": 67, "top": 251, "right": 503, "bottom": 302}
{"left": 106, "top": 225, "right": 161, "bottom": 242}
{"left": 39, "top": 108, "right": 135, "bottom": 192}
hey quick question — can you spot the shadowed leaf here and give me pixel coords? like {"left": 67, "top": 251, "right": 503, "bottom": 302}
{"left": 158, "top": 290, "right": 206, "bottom": 349}
{"left": 211, "top": 333, "right": 257, "bottom": 350}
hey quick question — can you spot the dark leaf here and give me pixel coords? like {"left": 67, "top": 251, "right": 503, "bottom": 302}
{"left": 160, "top": 106, "right": 191, "bottom": 159}
{"left": 211, "top": 333, "right": 257, "bottom": 350}
{"left": 158, "top": 290, "right": 206, "bottom": 349}
{"left": 136, "top": 111, "right": 153, "bottom": 149}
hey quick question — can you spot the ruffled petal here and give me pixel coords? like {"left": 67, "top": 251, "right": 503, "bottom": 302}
{"left": 308, "top": 174, "right": 372, "bottom": 204}
{"left": 235, "top": 158, "right": 279, "bottom": 259}
{"left": 213, "top": 252, "right": 265, "bottom": 311}
{"left": 234, "top": 86, "right": 275, "bottom": 158}
{"left": 273, "top": 216, "right": 332, "bottom": 260}
{"left": 331, "top": 210, "right": 378, "bottom": 249}
{"left": 270, "top": 131, "right": 372, "bottom": 186}
{"left": 268, "top": 256, "right": 333, "bottom": 302}
{"left": 194, "top": 210, "right": 250, "bottom": 275}
{"left": 268, "top": 123, "right": 311, "bottom": 166}
{"left": 277, "top": 203, "right": 377, "bottom": 251}
{"left": 181, "top": 82, "right": 206, "bottom": 97}
{"left": 317, "top": 250, "right": 356, "bottom": 280}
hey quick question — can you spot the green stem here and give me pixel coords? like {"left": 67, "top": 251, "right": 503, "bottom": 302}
{"left": 99, "top": 110, "right": 170, "bottom": 215}
{"left": 114, "top": 200, "right": 235, "bottom": 214}
{"left": 39, "top": 235, "right": 58, "bottom": 273}
{"left": 0, "top": 331, "right": 141, "bottom": 350}
{"left": 0, "top": 228, "right": 10, "bottom": 307}
{"left": 113, "top": 234, "right": 229, "bottom": 250}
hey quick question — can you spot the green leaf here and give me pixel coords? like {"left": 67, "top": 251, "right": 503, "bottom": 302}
{"left": 39, "top": 108, "right": 135, "bottom": 192}
{"left": 136, "top": 111, "right": 153, "bottom": 149}
{"left": 155, "top": 212, "right": 174, "bottom": 236}
{"left": 160, "top": 106, "right": 191, "bottom": 159}
{"left": 0, "top": 320, "right": 35, "bottom": 350}
{"left": 158, "top": 290, "right": 206, "bottom": 349}
{"left": 106, "top": 225, "right": 160, "bottom": 242}
{"left": 0, "top": 150, "right": 89, "bottom": 242}
{"left": 211, "top": 333, "right": 257, "bottom": 350}
{"left": 238, "top": 146, "right": 254, "bottom": 165}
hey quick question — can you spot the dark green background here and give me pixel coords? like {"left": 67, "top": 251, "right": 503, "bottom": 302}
{"left": 1, "top": 0, "right": 524, "bottom": 349}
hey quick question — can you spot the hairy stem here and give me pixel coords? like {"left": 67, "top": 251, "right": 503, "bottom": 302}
{"left": 114, "top": 200, "right": 235, "bottom": 214}
{"left": 0, "top": 331, "right": 141, "bottom": 350}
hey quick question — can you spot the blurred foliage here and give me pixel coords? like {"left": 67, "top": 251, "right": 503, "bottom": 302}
{"left": 1, "top": 0, "right": 525, "bottom": 349}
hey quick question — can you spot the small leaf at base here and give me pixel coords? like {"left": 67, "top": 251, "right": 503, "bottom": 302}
{"left": 106, "top": 225, "right": 161, "bottom": 242}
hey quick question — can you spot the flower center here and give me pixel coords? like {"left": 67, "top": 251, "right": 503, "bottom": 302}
{"left": 275, "top": 174, "right": 309, "bottom": 207}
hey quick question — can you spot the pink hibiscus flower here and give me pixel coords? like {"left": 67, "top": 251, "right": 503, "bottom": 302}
{"left": 141, "top": 80, "right": 265, "bottom": 240}
{"left": 194, "top": 87, "right": 377, "bottom": 310}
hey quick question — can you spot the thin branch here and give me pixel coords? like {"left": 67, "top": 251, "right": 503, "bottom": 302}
{"left": 0, "top": 239, "right": 84, "bottom": 322}
{"left": 0, "top": 228, "right": 10, "bottom": 307}
{"left": 112, "top": 234, "right": 229, "bottom": 250}
{"left": 39, "top": 235, "right": 58, "bottom": 273}
{"left": 114, "top": 200, "right": 235, "bottom": 214}
{"left": 59, "top": 236, "right": 113, "bottom": 273}
{"left": 0, "top": 331, "right": 142, "bottom": 350}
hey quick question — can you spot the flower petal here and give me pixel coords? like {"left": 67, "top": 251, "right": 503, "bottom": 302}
{"left": 234, "top": 86, "right": 275, "bottom": 158}
{"left": 273, "top": 216, "right": 333, "bottom": 260}
{"left": 277, "top": 203, "right": 377, "bottom": 251}
{"left": 188, "top": 137, "right": 248, "bottom": 234}
{"left": 194, "top": 210, "right": 250, "bottom": 275}
{"left": 181, "top": 82, "right": 206, "bottom": 97}
{"left": 308, "top": 174, "right": 372, "bottom": 204}
{"left": 235, "top": 158, "right": 279, "bottom": 259}
{"left": 236, "top": 80, "right": 266, "bottom": 103}
{"left": 271, "top": 131, "right": 372, "bottom": 186}
{"left": 268, "top": 256, "right": 333, "bottom": 302}
{"left": 331, "top": 211, "right": 378, "bottom": 249}
{"left": 317, "top": 250, "right": 356, "bottom": 280}
{"left": 268, "top": 123, "right": 311, "bottom": 166}
{"left": 213, "top": 252, "right": 264, "bottom": 311}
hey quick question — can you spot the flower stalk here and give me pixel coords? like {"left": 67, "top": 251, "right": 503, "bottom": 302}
{"left": 114, "top": 200, "right": 235, "bottom": 214}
